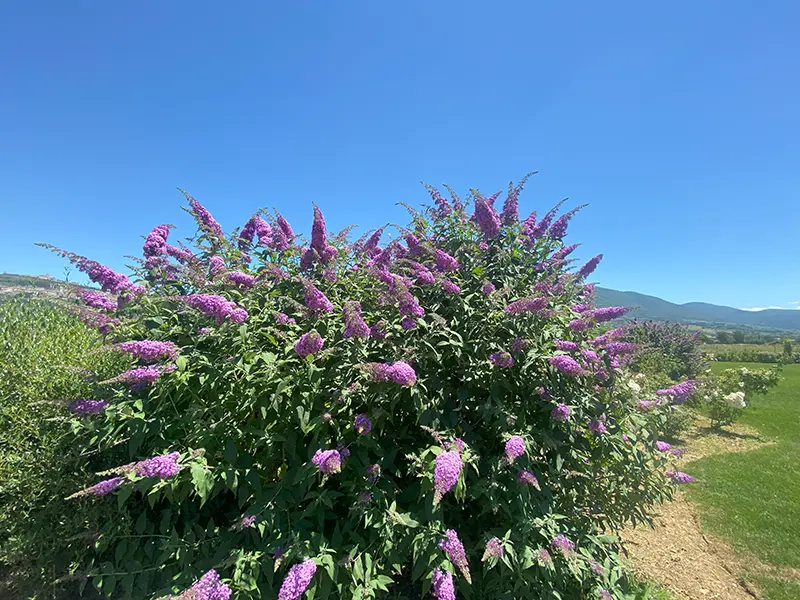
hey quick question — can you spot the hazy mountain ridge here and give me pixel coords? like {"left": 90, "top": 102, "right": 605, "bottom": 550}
{"left": 595, "top": 287, "right": 800, "bottom": 331}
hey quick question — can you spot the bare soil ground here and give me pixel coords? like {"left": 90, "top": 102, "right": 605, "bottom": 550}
{"left": 622, "top": 417, "right": 770, "bottom": 600}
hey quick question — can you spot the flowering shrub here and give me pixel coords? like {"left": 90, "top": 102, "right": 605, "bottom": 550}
{"left": 701, "top": 366, "right": 781, "bottom": 427}
{"left": 42, "top": 179, "right": 685, "bottom": 599}
{"left": 622, "top": 320, "right": 706, "bottom": 380}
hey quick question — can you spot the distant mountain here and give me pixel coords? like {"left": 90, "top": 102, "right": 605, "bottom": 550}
{"left": 0, "top": 273, "right": 93, "bottom": 301}
{"left": 595, "top": 287, "right": 800, "bottom": 332}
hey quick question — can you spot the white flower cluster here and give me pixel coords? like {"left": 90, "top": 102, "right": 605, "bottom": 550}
{"left": 723, "top": 391, "right": 746, "bottom": 409}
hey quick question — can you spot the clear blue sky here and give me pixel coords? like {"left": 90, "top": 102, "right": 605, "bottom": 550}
{"left": 1, "top": 1, "right": 798, "bottom": 309}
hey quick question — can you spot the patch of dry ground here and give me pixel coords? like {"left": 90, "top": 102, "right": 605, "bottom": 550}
{"left": 622, "top": 417, "right": 773, "bottom": 600}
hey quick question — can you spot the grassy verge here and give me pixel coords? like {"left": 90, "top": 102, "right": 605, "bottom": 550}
{"left": 685, "top": 362, "right": 800, "bottom": 599}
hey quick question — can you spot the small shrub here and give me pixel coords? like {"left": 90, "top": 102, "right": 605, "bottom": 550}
{"left": 623, "top": 321, "right": 706, "bottom": 380}
{"left": 38, "top": 179, "right": 684, "bottom": 599}
{"left": 702, "top": 366, "right": 782, "bottom": 428}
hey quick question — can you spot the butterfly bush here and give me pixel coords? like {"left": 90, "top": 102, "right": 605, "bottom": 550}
{"left": 49, "top": 178, "right": 678, "bottom": 599}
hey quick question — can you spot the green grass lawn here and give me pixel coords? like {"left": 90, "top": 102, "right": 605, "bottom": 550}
{"left": 685, "top": 362, "right": 800, "bottom": 598}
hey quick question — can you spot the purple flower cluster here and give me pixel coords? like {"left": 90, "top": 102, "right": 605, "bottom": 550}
{"left": 504, "top": 297, "right": 547, "bottom": 314}
{"left": 240, "top": 514, "right": 257, "bottom": 528}
{"left": 441, "top": 278, "right": 461, "bottom": 295}
{"left": 116, "top": 340, "right": 178, "bottom": 362}
{"left": 367, "top": 361, "right": 417, "bottom": 386}
{"left": 367, "top": 463, "right": 381, "bottom": 482}
{"left": 551, "top": 403, "right": 571, "bottom": 422}
{"left": 589, "top": 417, "right": 607, "bottom": 435}
{"left": 434, "top": 249, "right": 460, "bottom": 272}
{"left": 226, "top": 271, "right": 255, "bottom": 288}
{"left": 604, "top": 342, "right": 637, "bottom": 356}
{"left": 655, "top": 380, "right": 698, "bottom": 403}
{"left": 209, "top": 255, "right": 226, "bottom": 278}
{"left": 342, "top": 301, "right": 370, "bottom": 338}
{"left": 69, "top": 399, "right": 107, "bottom": 416}
{"left": 549, "top": 355, "right": 585, "bottom": 376}
{"left": 79, "top": 309, "right": 120, "bottom": 335}
{"left": 166, "top": 245, "right": 194, "bottom": 264}
{"left": 433, "top": 450, "right": 462, "bottom": 504}
{"left": 504, "top": 436, "right": 525, "bottom": 462}
{"left": 302, "top": 281, "right": 334, "bottom": 313}
{"left": 555, "top": 340, "right": 579, "bottom": 352}
{"left": 551, "top": 534, "right": 575, "bottom": 555}
{"left": 511, "top": 337, "right": 529, "bottom": 354}
{"left": 489, "top": 351, "right": 514, "bottom": 368}
{"left": 188, "top": 195, "right": 224, "bottom": 236}
{"left": 170, "top": 570, "right": 231, "bottom": 600}
{"left": 518, "top": 470, "right": 540, "bottom": 489}
{"left": 135, "top": 452, "right": 181, "bottom": 479}
{"left": 482, "top": 538, "right": 504, "bottom": 561}
{"left": 143, "top": 224, "right": 170, "bottom": 257}
{"left": 354, "top": 413, "right": 372, "bottom": 435}
{"left": 117, "top": 365, "right": 169, "bottom": 386}
{"left": 655, "top": 441, "right": 672, "bottom": 452}
{"left": 184, "top": 294, "right": 248, "bottom": 325}
{"left": 274, "top": 312, "right": 296, "bottom": 325}
{"left": 295, "top": 330, "right": 324, "bottom": 358}
{"left": 581, "top": 349, "right": 599, "bottom": 363}
{"left": 277, "top": 559, "right": 317, "bottom": 600}
{"left": 439, "top": 529, "right": 471, "bottom": 583}
{"left": 410, "top": 262, "right": 435, "bottom": 285}
{"left": 481, "top": 280, "right": 495, "bottom": 295}
{"left": 431, "top": 568, "right": 456, "bottom": 600}
{"left": 309, "top": 204, "right": 338, "bottom": 264}
{"left": 81, "top": 291, "right": 116, "bottom": 312}
{"left": 568, "top": 319, "right": 591, "bottom": 332}
{"left": 312, "top": 449, "right": 342, "bottom": 474}
{"left": 537, "top": 548, "right": 553, "bottom": 567}
{"left": 666, "top": 469, "right": 695, "bottom": 484}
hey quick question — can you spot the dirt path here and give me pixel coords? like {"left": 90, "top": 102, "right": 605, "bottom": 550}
{"left": 622, "top": 418, "right": 769, "bottom": 600}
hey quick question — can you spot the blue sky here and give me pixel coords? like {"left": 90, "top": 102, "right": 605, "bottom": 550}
{"left": 1, "top": 1, "right": 798, "bottom": 309}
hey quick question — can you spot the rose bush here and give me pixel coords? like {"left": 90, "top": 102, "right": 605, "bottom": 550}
{"left": 41, "top": 178, "right": 688, "bottom": 599}
{"left": 701, "top": 366, "right": 781, "bottom": 428}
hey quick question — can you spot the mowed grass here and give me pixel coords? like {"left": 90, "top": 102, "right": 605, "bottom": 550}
{"left": 701, "top": 343, "right": 785, "bottom": 353}
{"left": 685, "top": 363, "right": 800, "bottom": 597}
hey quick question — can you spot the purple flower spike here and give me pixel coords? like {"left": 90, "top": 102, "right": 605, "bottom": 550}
{"left": 342, "top": 300, "right": 370, "bottom": 338}
{"left": 489, "top": 351, "right": 514, "bottom": 368}
{"left": 551, "top": 403, "right": 571, "bottom": 422}
{"left": 481, "top": 281, "right": 495, "bottom": 295}
{"left": 433, "top": 451, "right": 462, "bottom": 504}
{"left": 504, "top": 436, "right": 525, "bottom": 462}
{"left": 555, "top": 340, "right": 579, "bottom": 352}
{"left": 576, "top": 254, "right": 603, "bottom": 280}
{"left": 312, "top": 449, "right": 342, "bottom": 474}
{"left": 655, "top": 441, "right": 672, "bottom": 452}
{"left": 504, "top": 297, "right": 548, "bottom": 314}
{"left": 302, "top": 281, "right": 334, "bottom": 313}
{"left": 666, "top": 469, "right": 695, "bottom": 484}
{"left": 518, "top": 470, "right": 540, "bottom": 489}
{"left": 134, "top": 452, "right": 181, "bottom": 479}
{"left": 439, "top": 529, "right": 471, "bottom": 583}
{"left": 278, "top": 559, "right": 317, "bottom": 600}
{"left": 295, "top": 330, "right": 324, "bottom": 358}
{"left": 116, "top": 340, "right": 178, "bottom": 362}
{"left": 70, "top": 476, "right": 123, "bottom": 498}
{"left": 473, "top": 196, "right": 501, "bottom": 239}
{"left": 432, "top": 568, "right": 456, "bottom": 600}
{"left": 174, "top": 570, "right": 231, "bottom": 600}
{"left": 434, "top": 249, "right": 460, "bottom": 272}
{"left": 69, "top": 399, "right": 107, "bottom": 416}
{"left": 354, "top": 414, "right": 372, "bottom": 435}
{"left": 188, "top": 195, "right": 224, "bottom": 236}
{"left": 551, "top": 534, "right": 575, "bottom": 555}
{"left": 81, "top": 291, "right": 117, "bottom": 312}
{"left": 549, "top": 355, "right": 585, "bottom": 376}
{"left": 482, "top": 538, "right": 504, "bottom": 561}
{"left": 388, "top": 361, "right": 417, "bottom": 386}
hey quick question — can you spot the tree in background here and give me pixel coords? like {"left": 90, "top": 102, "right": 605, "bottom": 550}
{"left": 716, "top": 330, "right": 733, "bottom": 344}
